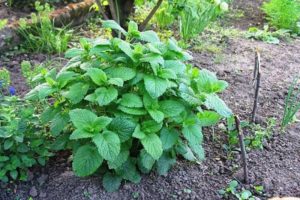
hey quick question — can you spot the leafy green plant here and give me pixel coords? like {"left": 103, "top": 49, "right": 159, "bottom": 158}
{"left": 0, "top": 96, "right": 53, "bottom": 182}
{"left": 262, "top": 0, "right": 300, "bottom": 34}
{"left": 26, "top": 20, "right": 231, "bottom": 191}
{"left": 219, "top": 180, "right": 258, "bottom": 200}
{"left": 0, "top": 68, "right": 11, "bottom": 89}
{"left": 281, "top": 77, "right": 300, "bottom": 129}
{"left": 0, "top": 19, "right": 8, "bottom": 30}
{"left": 245, "top": 26, "right": 291, "bottom": 44}
{"left": 18, "top": 2, "right": 72, "bottom": 53}
{"left": 21, "top": 61, "right": 48, "bottom": 88}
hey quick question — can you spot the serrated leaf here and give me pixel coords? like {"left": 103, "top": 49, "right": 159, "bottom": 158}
{"left": 141, "top": 133, "right": 163, "bottom": 160}
{"left": 117, "top": 159, "right": 141, "bottom": 183}
{"left": 182, "top": 124, "right": 203, "bottom": 145}
{"left": 69, "top": 129, "right": 95, "bottom": 140}
{"left": 144, "top": 75, "right": 168, "bottom": 98}
{"left": 92, "top": 131, "right": 120, "bottom": 161}
{"left": 197, "top": 111, "right": 221, "bottom": 127}
{"left": 86, "top": 68, "right": 107, "bottom": 85}
{"left": 95, "top": 87, "right": 118, "bottom": 106}
{"left": 189, "top": 143, "right": 205, "bottom": 161}
{"left": 138, "top": 150, "right": 155, "bottom": 173}
{"left": 107, "top": 150, "right": 129, "bottom": 169}
{"left": 156, "top": 152, "right": 176, "bottom": 176}
{"left": 72, "top": 145, "right": 103, "bottom": 177}
{"left": 56, "top": 71, "right": 78, "bottom": 88}
{"left": 105, "top": 67, "right": 136, "bottom": 81}
{"left": 118, "top": 106, "right": 147, "bottom": 115}
{"left": 108, "top": 78, "right": 124, "bottom": 87}
{"left": 69, "top": 109, "right": 97, "bottom": 130}
{"left": 204, "top": 94, "right": 232, "bottom": 117}
{"left": 159, "top": 68, "right": 177, "bottom": 79}
{"left": 4, "top": 140, "right": 14, "bottom": 150}
{"left": 142, "top": 120, "right": 163, "bottom": 133}
{"left": 102, "top": 172, "right": 122, "bottom": 192}
{"left": 196, "top": 69, "right": 228, "bottom": 93}
{"left": 108, "top": 117, "right": 136, "bottom": 142}
{"left": 118, "top": 40, "right": 135, "bottom": 61}
{"left": 159, "top": 100, "right": 185, "bottom": 117}
{"left": 132, "top": 124, "right": 146, "bottom": 139}
{"left": 50, "top": 113, "right": 69, "bottom": 136}
{"left": 120, "top": 93, "right": 143, "bottom": 108}
{"left": 102, "top": 20, "right": 127, "bottom": 35}
{"left": 160, "top": 128, "right": 179, "bottom": 150}
{"left": 176, "top": 142, "right": 197, "bottom": 161}
{"left": 62, "top": 82, "right": 89, "bottom": 104}
{"left": 140, "top": 31, "right": 160, "bottom": 43}
{"left": 148, "top": 109, "right": 164, "bottom": 123}
{"left": 164, "top": 60, "right": 186, "bottom": 74}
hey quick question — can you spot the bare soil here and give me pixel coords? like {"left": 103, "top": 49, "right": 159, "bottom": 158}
{"left": 1, "top": 0, "right": 300, "bottom": 199}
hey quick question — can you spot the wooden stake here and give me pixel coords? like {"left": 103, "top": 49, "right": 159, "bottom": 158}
{"left": 235, "top": 115, "right": 249, "bottom": 184}
{"left": 251, "top": 50, "right": 261, "bottom": 123}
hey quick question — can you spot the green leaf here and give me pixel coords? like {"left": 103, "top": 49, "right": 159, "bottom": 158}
{"left": 69, "top": 129, "right": 95, "bottom": 140}
{"left": 50, "top": 113, "right": 69, "bottom": 136}
{"left": 140, "top": 31, "right": 160, "bottom": 43}
{"left": 156, "top": 152, "right": 176, "bottom": 176}
{"left": 159, "top": 68, "right": 177, "bottom": 79}
{"left": 56, "top": 71, "right": 78, "bottom": 88}
{"left": 182, "top": 124, "right": 203, "bottom": 145}
{"left": 95, "top": 87, "right": 118, "bottom": 106}
{"left": 148, "top": 109, "right": 164, "bottom": 123}
{"left": 108, "top": 117, "right": 136, "bottom": 142}
{"left": 159, "top": 100, "right": 185, "bottom": 117}
{"left": 204, "top": 94, "right": 232, "bottom": 117}
{"left": 0, "top": 156, "right": 9, "bottom": 162}
{"left": 102, "top": 20, "right": 127, "bottom": 36}
{"left": 120, "top": 93, "right": 143, "bottom": 108}
{"left": 118, "top": 40, "right": 135, "bottom": 61}
{"left": 105, "top": 67, "right": 136, "bottom": 81}
{"left": 144, "top": 75, "right": 168, "bottom": 98}
{"left": 92, "top": 131, "right": 120, "bottom": 161}
{"left": 108, "top": 78, "right": 124, "bottom": 87}
{"left": 241, "top": 190, "right": 252, "bottom": 199}
{"left": 142, "top": 120, "right": 163, "bottom": 133}
{"left": 65, "top": 48, "right": 83, "bottom": 58}
{"left": 138, "top": 150, "right": 155, "bottom": 173}
{"left": 4, "top": 140, "right": 14, "bottom": 150}
{"left": 69, "top": 109, "right": 97, "bottom": 130}
{"left": 102, "top": 172, "right": 122, "bottom": 192}
{"left": 9, "top": 170, "right": 18, "bottom": 180}
{"left": 117, "top": 159, "right": 141, "bottom": 183}
{"left": 118, "top": 106, "right": 147, "bottom": 115}
{"left": 176, "top": 142, "right": 197, "bottom": 161}
{"left": 160, "top": 128, "right": 179, "bottom": 150}
{"left": 62, "top": 82, "right": 89, "bottom": 104}
{"left": 189, "top": 143, "right": 205, "bottom": 161}
{"left": 196, "top": 69, "right": 228, "bottom": 93}
{"left": 72, "top": 145, "right": 103, "bottom": 177}
{"left": 107, "top": 150, "right": 129, "bottom": 169}
{"left": 141, "top": 133, "right": 163, "bottom": 160}
{"left": 197, "top": 111, "right": 221, "bottom": 127}
{"left": 164, "top": 60, "right": 186, "bottom": 74}
{"left": 86, "top": 68, "right": 107, "bottom": 85}
{"left": 132, "top": 124, "right": 146, "bottom": 139}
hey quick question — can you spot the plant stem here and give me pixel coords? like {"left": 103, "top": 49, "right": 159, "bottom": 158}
{"left": 139, "top": 0, "right": 163, "bottom": 31}
{"left": 235, "top": 115, "right": 249, "bottom": 184}
{"left": 251, "top": 50, "right": 261, "bottom": 123}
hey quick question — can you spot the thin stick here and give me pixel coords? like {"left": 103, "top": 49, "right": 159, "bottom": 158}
{"left": 235, "top": 115, "right": 249, "bottom": 184}
{"left": 108, "top": 0, "right": 118, "bottom": 22}
{"left": 251, "top": 50, "right": 261, "bottom": 123}
{"left": 139, "top": 0, "right": 163, "bottom": 31}
{"left": 95, "top": 0, "right": 109, "bottom": 20}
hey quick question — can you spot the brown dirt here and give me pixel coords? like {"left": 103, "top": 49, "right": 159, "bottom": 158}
{"left": 1, "top": 0, "right": 300, "bottom": 199}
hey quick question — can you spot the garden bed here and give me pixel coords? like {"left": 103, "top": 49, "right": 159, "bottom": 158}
{"left": 1, "top": 0, "right": 300, "bottom": 199}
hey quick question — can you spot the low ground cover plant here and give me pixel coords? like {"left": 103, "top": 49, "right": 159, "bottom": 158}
{"left": 0, "top": 79, "right": 53, "bottom": 182}
{"left": 26, "top": 20, "right": 232, "bottom": 191}
{"left": 262, "top": 0, "right": 300, "bottom": 34}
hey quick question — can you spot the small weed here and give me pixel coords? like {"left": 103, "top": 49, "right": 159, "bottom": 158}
{"left": 281, "top": 77, "right": 300, "bottom": 129}
{"left": 0, "top": 19, "right": 8, "bottom": 30}
{"left": 245, "top": 25, "right": 291, "bottom": 44}
{"left": 219, "top": 180, "right": 262, "bottom": 200}
{"left": 132, "top": 192, "right": 140, "bottom": 199}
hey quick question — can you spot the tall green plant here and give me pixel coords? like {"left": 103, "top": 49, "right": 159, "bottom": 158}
{"left": 262, "top": 0, "right": 300, "bottom": 34}
{"left": 26, "top": 20, "right": 231, "bottom": 191}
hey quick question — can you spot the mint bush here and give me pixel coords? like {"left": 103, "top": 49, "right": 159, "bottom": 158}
{"left": 26, "top": 20, "right": 231, "bottom": 191}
